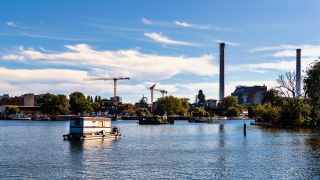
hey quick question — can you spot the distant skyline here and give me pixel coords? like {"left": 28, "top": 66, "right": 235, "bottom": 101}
{"left": 1, "top": 0, "right": 320, "bottom": 103}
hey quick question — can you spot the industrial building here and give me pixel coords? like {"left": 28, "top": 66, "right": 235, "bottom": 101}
{"left": 0, "top": 93, "right": 40, "bottom": 116}
{"left": 232, "top": 85, "right": 267, "bottom": 104}
{"left": 99, "top": 96, "right": 122, "bottom": 113}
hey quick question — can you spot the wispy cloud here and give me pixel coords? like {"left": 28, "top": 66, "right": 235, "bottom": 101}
{"left": 144, "top": 32, "right": 196, "bottom": 46}
{"left": 174, "top": 20, "right": 227, "bottom": 31}
{"left": 249, "top": 44, "right": 320, "bottom": 58}
{"left": 214, "top": 39, "right": 240, "bottom": 46}
{"left": 2, "top": 44, "right": 218, "bottom": 80}
{"left": 141, "top": 18, "right": 153, "bottom": 25}
{"left": 20, "top": 32, "right": 100, "bottom": 42}
{"left": 5, "top": 21, "right": 19, "bottom": 27}
{"left": 228, "top": 57, "right": 315, "bottom": 73}
{"left": 249, "top": 44, "right": 312, "bottom": 53}
{"left": 174, "top": 21, "right": 192, "bottom": 27}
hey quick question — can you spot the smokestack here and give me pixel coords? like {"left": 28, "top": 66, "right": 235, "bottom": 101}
{"left": 219, "top": 43, "right": 225, "bottom": 101}
{"left": 296, "top": 49, "right": 301, "bottom": 97}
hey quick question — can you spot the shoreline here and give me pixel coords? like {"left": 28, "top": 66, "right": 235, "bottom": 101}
{"left": 251, "top": 121, "right": 320, "bottom": 130}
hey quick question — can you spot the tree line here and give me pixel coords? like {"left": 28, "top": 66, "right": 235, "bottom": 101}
{"left": 36, "top": 92, "right": 101, "bottom": 117}
{"left": 249, "top": 59, "right": 320, "bottom": 127}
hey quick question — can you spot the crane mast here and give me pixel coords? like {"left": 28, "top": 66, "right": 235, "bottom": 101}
{"left": 84, "top": 77, "right": 130, "bottom": 105}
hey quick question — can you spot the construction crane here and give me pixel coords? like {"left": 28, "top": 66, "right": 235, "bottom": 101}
{"left": 154, "top": 89, "right": 168, "bottom": 97}
{"left": 84, "top": 77, "right": 130, "bottom": 105}
{"left": 147, "top": 84, "right": 168, "bottom": 104}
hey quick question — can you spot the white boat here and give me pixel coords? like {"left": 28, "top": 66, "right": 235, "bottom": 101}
{"left": 63, "top": 117, "right": 121, "bottom": 140}
{"left": 9, "top": 114, "right": 31, "bottom": 120}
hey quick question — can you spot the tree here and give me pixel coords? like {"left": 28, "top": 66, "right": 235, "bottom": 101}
{"left": 218, "top": 96, "right": 243, "bottom": 116}
{"left": 191, "top": 107, "right": 208, "bottom": 117}
{"left": 91, "top": 102, "right": 100, "bottom": 112}
{"left": 218, "top": 96, "right": 239, "bottom": 109}
{"left": 7, "top": 106, "right": 19, "bottom": 114}
{"left": 38, "top": 93, "right": 69, "bottom": 116}
{"left": 57, "top": 95, "right": 69, "bottom": 115}
{"left": 69, "top": 92, "right": 93, "bottom": 114}
{"left": 276, "top": 71, "right": 296, "bottom": 97}
{"left": 262, "top": 89, "right": 283, "bottom": 106}
{"left": 135, "top": 108, "right": 150, "bottom": 117}
{"left": 154, "top": 96, "right": 183, "bottom": 116}
{"left": 225, "top": 107, "right": 240, "bottom": 118}
{"left": 304, "top": 59, "right": 320, "bottom": 125}
{"left": 180, "top": 99, "right": 190, "bottom": 117}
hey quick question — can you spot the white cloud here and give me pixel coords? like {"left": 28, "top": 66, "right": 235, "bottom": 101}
{"left": 174, "top": 20, "right": 225, "bottom": 31}
{"left": 249, "top": 44, "right": 320, "bottom": 58}
{"left": 228, "top": 57, "right": 315, "bottom": 73}
{"left": 2, "top": 54, "right": 25, "bottom": 61}
{"left": 5, "top": 21, "right": 18, "bottom": 27}
{"left": 214, "top": 39, "right": 240, "bottom": 46}
{"left": 249, "top": 45, "right": 301, "bottom": 52}
{"left": 2, "top": 44, "right": 218, "bottom": 80}
{"left": 174, "top": 21, "right": 192, "bottom": 27}
{"left": 141, "top": 18, "right": 153, "bottom": 25}
{"left": 144, "top": 32, "right": 196, "bottom": 46}
{"left": 273, "top": 45, "right": 320, "bottom": 58}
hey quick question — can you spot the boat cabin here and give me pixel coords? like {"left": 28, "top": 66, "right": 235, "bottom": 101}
{"left": 70, "top": 117, "right": 112, "bottom": 135}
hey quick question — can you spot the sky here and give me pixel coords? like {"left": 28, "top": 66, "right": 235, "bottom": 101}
{"left": 0, "top": 0, "right": 320, "bottom": 103}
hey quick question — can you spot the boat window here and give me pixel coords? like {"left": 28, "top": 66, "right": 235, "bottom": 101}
{"left": 92, "top": 121, "right": 96, "bottom": 123}
{"left": 74, "top": 120, "right": 80, "bottom": 126}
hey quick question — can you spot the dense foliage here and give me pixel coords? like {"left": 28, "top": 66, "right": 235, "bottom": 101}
{"left": 135, "top": 108, "right": 151, "bottom": 117}
{"left": 304, "top": 60, "right": 320, "bottom": 126}
{"left": 37, "top": 93, "right": 69, "bottom": 116}
{"left": 218, "top": 96, "right": 243, "bottom": 118}
{"left": 154, "top": 96, "right": 189, "bottom": 116}
{"left": 69, "top": 92, "right": 93, "bottom": 115}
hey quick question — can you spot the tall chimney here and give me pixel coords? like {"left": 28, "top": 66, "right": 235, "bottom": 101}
{"left": 219, "top": 43, "right": 225, "bottom": 101}
{"left": 296, "top": 49, "right": 301, "bottom": 97}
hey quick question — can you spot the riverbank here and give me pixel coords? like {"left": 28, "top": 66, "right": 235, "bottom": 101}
{"left": 251, "top": 121, "right": 320, "bottom": 130}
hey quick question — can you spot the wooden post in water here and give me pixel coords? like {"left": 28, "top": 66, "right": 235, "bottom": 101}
{"left": 243, "top": 119, "right": 247, "bottom": 136}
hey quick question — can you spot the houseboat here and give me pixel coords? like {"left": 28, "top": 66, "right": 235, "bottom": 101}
{"left": 63, "top": 117, "right": 121, "bottom": 140}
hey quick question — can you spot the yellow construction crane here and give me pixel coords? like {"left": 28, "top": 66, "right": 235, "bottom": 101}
{"left": 147, "top": 84, "right": 168, "bottom": 104}
{"left": 84, "top": 77, "right": 130, "bottom": 105}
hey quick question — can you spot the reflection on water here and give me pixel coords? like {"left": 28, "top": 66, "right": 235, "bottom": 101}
{"left": 0, "top": 120, "right": 319, "bottom": 179}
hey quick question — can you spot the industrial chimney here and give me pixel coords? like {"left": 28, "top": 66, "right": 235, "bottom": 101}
{"left": 296, "top": 49, "right": 301, "bottom": 97}
{"left": 219, "top": 43, "right": 225, "bottom": 101}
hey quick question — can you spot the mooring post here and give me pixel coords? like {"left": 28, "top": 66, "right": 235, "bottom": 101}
{"left": 243, "top": 119, "right": 247, "bottom": 136}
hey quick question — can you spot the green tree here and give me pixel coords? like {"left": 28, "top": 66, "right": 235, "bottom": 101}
{"left": 91, "top": 102, "right": 100, "bottom": 112}
{"left": 154, "top": 96, "right": 182, "bottom": 116}
{"left": 225, "top": 107, "right": 240, "bottom": 118}
{"left": 218, "top": 96, "right": 243, "bottom": 116}
{"left": 38, "top": 93, "right": 69, "bottom": 116}
{"left": 262, "top": 89, "right": 283, "bottom": 106}
{"left": 180, "top": 99, "right": 190, "bottom": 117}
{"left": 135, "top": 108, "right": 150, "bottom": 117}
{"left": 69, "top": 92, "right": 93, "bottom": 114}
{"left": 191, "top": 107, "right": 208, "bottom": 117}
{"left": 304, "top": 60, "right": 320, "bottom": 126}
{"left": 7, "top": 106, "right": 19, "bottom": 114}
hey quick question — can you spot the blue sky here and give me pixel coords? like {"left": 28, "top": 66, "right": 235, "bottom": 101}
{"left": 0, "top": 0, "right": 320, "bottom": 103}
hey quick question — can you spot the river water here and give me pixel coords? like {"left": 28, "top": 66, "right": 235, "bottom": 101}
{"left": 0, "top": 120, "right": 319, "bottom": 179}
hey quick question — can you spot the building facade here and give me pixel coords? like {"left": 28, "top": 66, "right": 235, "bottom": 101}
{"left": 231, "top": 85, "right": 267, "bottom": 104}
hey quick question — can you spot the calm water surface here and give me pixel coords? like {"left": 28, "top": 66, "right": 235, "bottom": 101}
{"left": 0, "top": 120, "right": 320, "bottom": 179}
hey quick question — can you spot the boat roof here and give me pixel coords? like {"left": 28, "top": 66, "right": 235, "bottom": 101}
{"left": 73, "top": 117, "right": 112, "bottom": 121}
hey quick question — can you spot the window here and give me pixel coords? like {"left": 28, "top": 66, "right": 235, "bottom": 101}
{"left": 74, "top": 120, "right": 80, "bottom": 126}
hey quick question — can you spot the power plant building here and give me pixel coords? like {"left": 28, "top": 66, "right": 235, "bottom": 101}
{"left": 231, "top": 85, "right": 267, "bottom": 105}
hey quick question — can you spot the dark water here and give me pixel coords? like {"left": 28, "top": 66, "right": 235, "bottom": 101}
{"left": 0, "top": 120, "right": 320, "bottom": 179}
